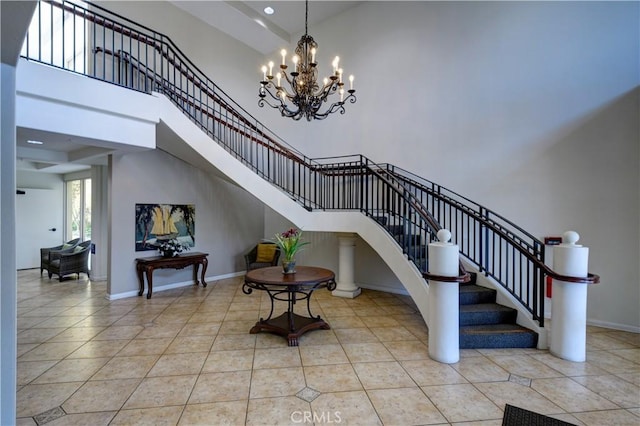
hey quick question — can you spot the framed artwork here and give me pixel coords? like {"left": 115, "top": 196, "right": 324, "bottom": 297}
{"left": 135, "top": 203, "right": 195, "bottom": 251}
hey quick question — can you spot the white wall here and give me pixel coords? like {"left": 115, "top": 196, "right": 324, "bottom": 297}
{"left": 108, "top": 148, "right": 266, "bottom": 298}
{"left": 100, "top": 1, "right": 639, "bottom": 329}
{"left": 258, "top": 2, "right": 640, "bottom": 330}
{"left": 18, "top": 1, "right": 639, "bottom": 330}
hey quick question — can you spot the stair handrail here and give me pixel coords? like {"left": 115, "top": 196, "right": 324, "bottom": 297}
{"left": 381, "top": 164, "right": 599, "bottom": 284}
{"left": 21, "top": 0, "right": 599, "bottom": 329}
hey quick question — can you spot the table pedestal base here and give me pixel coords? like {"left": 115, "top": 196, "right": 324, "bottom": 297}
{"left": 250, "top": 312, "right": 330, "bottom": 346}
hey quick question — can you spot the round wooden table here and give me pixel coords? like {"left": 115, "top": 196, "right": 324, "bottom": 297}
{"left": 243, "top": 266, "right": 336, "bottom": 346}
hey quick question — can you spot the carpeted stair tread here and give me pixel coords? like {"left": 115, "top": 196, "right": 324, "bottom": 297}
{"left": 459, "top": 303, "right": 515, "bottom": 313}
{"left": 459, "top": 284, "right": 496, "bottom": 305}
{"left": 460, "top": 323, "right": 535, "bottom": 333}
{"left": 459, "top": 303, "right": 518, "bottom": 326}
{"left": 460, "top": 323, "right": 538, "bottom": 348}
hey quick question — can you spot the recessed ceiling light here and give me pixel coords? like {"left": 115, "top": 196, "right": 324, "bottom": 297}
{"left": 264, "top": 6, "right": 274, "bottom": 15}
{"left": 26, "top": 140, "right": 44, "bottom": 145}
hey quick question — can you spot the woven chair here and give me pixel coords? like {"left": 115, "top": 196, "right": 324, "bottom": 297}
{"left": 47, "top": 240, "right": 92, "bottom": 281}
{"left": 244, "top": 242, "right": 280, "bottom": 271}
{"left": 40, "top": 238, "right": 80, "bottom": 275}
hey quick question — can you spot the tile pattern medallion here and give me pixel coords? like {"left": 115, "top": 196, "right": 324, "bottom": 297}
{"left": 14, "top": 269, "right": 640, "bottom": 425}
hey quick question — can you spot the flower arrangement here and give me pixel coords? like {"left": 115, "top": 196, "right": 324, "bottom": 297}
{"left": 272, "top": 228, "right": 309, "bottom": 262}
{"left": 156, "top": 238, "right": 190, "bottom": 257}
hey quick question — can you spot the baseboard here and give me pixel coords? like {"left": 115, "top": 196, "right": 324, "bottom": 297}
{"left": 586, "top": 318, "right": 640, "bottom": 333}
{"left": 107, "top": 271, "right": 246, "bottom": 301}
{"left": 358, "top": 282, "right": 409, "bottom": 296}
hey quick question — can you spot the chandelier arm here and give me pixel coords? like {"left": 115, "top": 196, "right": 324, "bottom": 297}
{"left": 258, "top": 90, "right": 287, "bottom": 110}
{"left": 258, "top": 96, "right": 281, "bottom": 110}
{"left": 260, "top": 84, "right": 287, "bottom": 103}
{"left": 345, "top": 92, "right": 357, "bottom": 104}
{"left": 279, "top": 70, "right": 295, "bottom": 88}
{"left": 263, "top": 81, "right": 301, "bottom": 104}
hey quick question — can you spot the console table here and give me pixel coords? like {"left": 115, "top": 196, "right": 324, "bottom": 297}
{"left": 243, "top": 266, "right": 336, "bottom": 346}
{"left": 135, "top": 252, "right": 208, "bottom": 299}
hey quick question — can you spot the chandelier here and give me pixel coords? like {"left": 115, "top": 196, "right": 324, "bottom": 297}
{"left": 258, "top": 0, "right": 356, "bottom": 121}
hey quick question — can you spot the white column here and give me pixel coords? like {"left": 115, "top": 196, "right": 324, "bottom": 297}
{"left": 332, "top": 233, "right": 361, "bottom": 298}
{"left": 550, "top": 231, "right": 590, "bottom": 362}
{"left": 427, "top": 229, "right": 460, "bottom": 364}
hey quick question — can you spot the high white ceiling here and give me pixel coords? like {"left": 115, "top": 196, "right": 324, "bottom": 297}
{"left": 15, "top": 1, "right": 361, "bottom": 175}
{"left": 171, "top": 1, "right": 361, "bottom": 54}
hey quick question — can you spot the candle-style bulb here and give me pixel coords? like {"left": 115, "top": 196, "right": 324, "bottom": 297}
{"left": 280, "top": 49, "right": 287, "bottom": 65}
{"left": 261, "top": 65, "right": 267, "bottom": 81}
{"left": 349, "top": 75, "right": 354, "bottom": 90}
{"left": 268, "top": 61, "right": 274, "bottom": 76}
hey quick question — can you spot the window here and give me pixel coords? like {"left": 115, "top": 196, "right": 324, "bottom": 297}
{"left": 21, "top": 0, "right": 88, "bottom": 74}
{"left": 65, "top": 178, "right": 91, "bottom": 242}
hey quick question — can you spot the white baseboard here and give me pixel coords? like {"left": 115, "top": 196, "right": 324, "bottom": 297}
{"left": 107, "top": 271, "right": 246, "bottom": 301}
{"left": 358, "top": 282, "right": 409, "bottom": 296}
{"left": 586, "top": 319, "right": 640, "bottom": 333}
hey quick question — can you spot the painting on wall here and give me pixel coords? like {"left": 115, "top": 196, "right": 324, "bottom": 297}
{"left": 135, "top": 203, "right": 195, "bottom": 251}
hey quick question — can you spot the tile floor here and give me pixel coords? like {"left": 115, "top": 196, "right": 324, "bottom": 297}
{"left": 15, "top": 269, "right": 640, "bottom": 425}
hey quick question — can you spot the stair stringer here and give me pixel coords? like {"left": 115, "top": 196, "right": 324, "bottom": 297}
{"left": 154, "top": 94, "right": 433, "bottom": 328}
{"left": 460, "top": 258, "right": 548, "bottom": 349}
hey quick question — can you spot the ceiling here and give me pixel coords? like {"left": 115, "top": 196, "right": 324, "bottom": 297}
{"left": 15, "top": 1, "right": 361, "bottom": 175}
{"left": 171, "top": 1, "right": 361, "bottom": 55}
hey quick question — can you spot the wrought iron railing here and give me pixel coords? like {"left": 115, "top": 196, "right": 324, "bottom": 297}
{"left": 21, "top": 0, "right": 599, "bottom": 328}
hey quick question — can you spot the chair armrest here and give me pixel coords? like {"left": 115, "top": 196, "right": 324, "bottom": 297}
{"left": 41, "top": 244, "right": 64, "bottom": 256}
{"left": 48, "top": 247, "right": 75, "bottom": 262}
{"left": 58, "top": 249, "right": 88, "bottom": 267}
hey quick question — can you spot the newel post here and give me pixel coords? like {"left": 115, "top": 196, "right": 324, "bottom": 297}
{"left": 550, "top": 231, "right": 590, "bottom": 362}
{"left": 427, "top": 229, "right": 460, "bottom": 364}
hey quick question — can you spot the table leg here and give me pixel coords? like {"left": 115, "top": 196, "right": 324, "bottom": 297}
{"left": 136, "top": 264, "right": 145, "bottom": 297}
{"left": 200, "top": 258, "right": 208, "bottom": 287}
{"left": 145, "top": 268, "right": 154, "bottom": 299}
{"left": 288, "top": 289, "right": 296, "bottom": 333}
{"left": 193, "top": 263, "right": 200, "bottom": 286}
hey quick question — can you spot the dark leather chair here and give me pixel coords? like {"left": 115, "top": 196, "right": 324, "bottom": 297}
{"left": 47, "top": 240, "right": 92, "bottom": 281}
{"left": 40, "top": 238, "right": 80, "bottom": 275}
{"left": 244, "top": 242, "right": 280, "bottom": 271}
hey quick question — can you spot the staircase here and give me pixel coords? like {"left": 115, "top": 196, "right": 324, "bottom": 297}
{"left": 459, "top": 273, "right": 538, "bottom": 348}
{"left": 382, "top": 220, "right": 539, "bottom": 348}
{"left": 20, "top": 0, "right": 598, "bottom": 351}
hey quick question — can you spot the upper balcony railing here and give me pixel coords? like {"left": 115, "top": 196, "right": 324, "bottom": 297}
{"left": 21, "top": 0, "right": 599, "bottom": 328}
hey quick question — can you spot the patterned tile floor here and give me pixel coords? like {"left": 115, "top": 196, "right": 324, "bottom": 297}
{"left": 15, "top": 269, "right": 640, "bottom": 425}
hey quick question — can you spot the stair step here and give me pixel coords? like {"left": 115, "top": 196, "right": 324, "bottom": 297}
{"left": 395, "top": 234, "right": 422, "bottom": 245}
{"left": 459, "top": 284, "right": 496, "bottom": 305}
{"left": 373, "top": 216, "right": 388, "bottom": 226}
{"left": 387, "top": 225, "right": 404, "bottom": 235}
{"left": 459, "top": 303, "right": 517, "bottom": 326}
{"left": 460, "top": 323, "right": 538, "bottom": 349}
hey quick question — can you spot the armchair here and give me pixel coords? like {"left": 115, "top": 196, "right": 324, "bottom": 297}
{"left": 40, "top": 238, "right": 80, "bottom": 275}
{"left": 47, "top": 240, "right": 92, "bottom": 281}
{"left": 244, "top": 242, "right": 280, "bottom": 271}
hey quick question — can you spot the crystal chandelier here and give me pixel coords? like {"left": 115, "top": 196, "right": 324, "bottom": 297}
{"left": 258, "top": 0, "right": 356, "bottom": 121}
